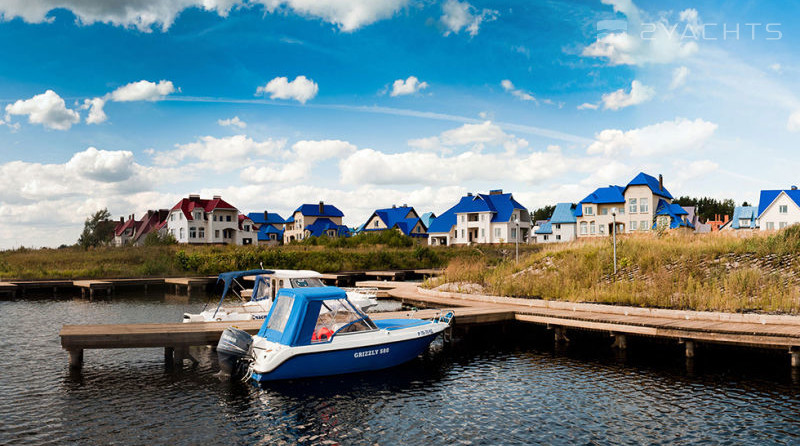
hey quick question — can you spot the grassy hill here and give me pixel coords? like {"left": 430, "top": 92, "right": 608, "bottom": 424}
{"left": 430, "top": 227, "right": 800, "bottom": 314}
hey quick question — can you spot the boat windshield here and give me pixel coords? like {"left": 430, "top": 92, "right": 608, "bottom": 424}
{"left": 290, "top": 277, "right": 325, "bottom": 288}
{"left": 265, "top": 295, "right": 293, "bottom": 333}
{"left": 311, "top": 299, "right": 376, "bottom": 343}
{"left": 252, "top": 276, "right": 271, "bottom": 301}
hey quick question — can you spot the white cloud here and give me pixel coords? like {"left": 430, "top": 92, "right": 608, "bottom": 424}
{"left": 256, "top": 75, "right": 318, "bottom": 104}
{"left": 290, "top": 139, "right": 357, "bottom": 161}
{"left": 0, "top": 0, "right": 407, "bottom": 32}
{"left": 577, "top": 102, "right": 599, "bottom": 110}
{"left": 670, "top": 66, "right": 690, "bottom": 90}
{"left": 582, "top": 1, "right": 699, "bottom": 65}
{"left": 587, "top": 117, "right": 718, "bottom": 157}
{"left": 408, "top": 121, "right": 528, "bottom": 153}
{"left": 339, "top": 145, "right": 581, "bottom": 186}
{"left": 110, "top": 80, "right": 176, "bottom": 102}
{"left": 4, "top": 90, "right": 80, "bottom": 130}
{"left": 241, "top": 139, "right": 357, "bottom": 183}
{"left": 671, "top": 159, "right": 719, "bottom": 185}
{"left": 440, "top": 0, "right": 497, "bottom": 37}
{"left": 153, "top": 135, "right": 286, "bottom": 171}
{"left": 83, "top": 80, "right": 177, "bottom": 124}
{"left": 65, "top": 147, "right": 136, "bottom": 182}
{"left": 601, "top": 80, "right": 655, "bottom": 110}
{"left": 390, "top": 76, "right": 429, "bottom": 96}
{"left": 240, "top": 161, "right": 311, "bottom": 183}
{"left": 769, "top": 63, "right": 782, "bottom": 74}
{"left": 218, "top": 116, "right": 247, "bottom": 129}
{"left": 787, "top": 111, "right": 800, "bottom": 132}
{"left": 500, "top": 79, "right": 536, "bottom": 103}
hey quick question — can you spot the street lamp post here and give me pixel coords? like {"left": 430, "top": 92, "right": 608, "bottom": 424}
{"left": 514, "top": 217, "right": 520, "bottom": 264}
{"left": 611, "top": 207, "right": 618, "bottom": 275}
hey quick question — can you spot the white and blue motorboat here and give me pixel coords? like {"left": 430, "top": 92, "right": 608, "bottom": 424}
{"left": 217, "top": 287, "right": 453, "bottom": 382}
{"left": 183, "top": 269, "right": 378, "bottom": 323}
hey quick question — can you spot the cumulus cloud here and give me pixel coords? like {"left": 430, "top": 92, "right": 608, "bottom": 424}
{"left": 256, "top": 75, "right": 318, "bottom": 104}
{"left": 601, "top": 80, "right": 655, "bottom": 110}
{"left": 152, "top": 134, "right": 286, "bottom": 171}
{"left": 583, "top": 1, "right": 699, "bottom": 65}
{"left": 390, "top": 76, "right": 429, "bottom": 96}
{"left": 408, "top": 121, "right": 528, "bottom": 153}
{"left": 0, "top": 0, "right": 407, "bottom": 32}
{"left": 440, "top": 0, "right": 497, "bottom": 37}
{"left": 241, "top": 139, "right": 357, "bottom": 183}
{"left": 670, "top": 66, "right": 690, "bottom": 90}
{"left": 587, "top": 117, "right": 718, "bottom": 157}
{"left": 787, "top": 111, "right": 800, "bottom": 132}
{"left": 577, "top": 102, "right": 599, "bottom": 110}
{"left": 500, "top": 79, "right": 536, "bottom": 103}
{"left": 218, "top": 116, "right": 247, "bottom": 128}
{"left": 83, "top": 80, "right": 177, "bottom": 124}
{"left": 65, "top": 147, "right": 136, "bottom": 182}
{"left": 4, "top": 90, "right": 80, "bottom": 130}
{"left": 339, "top": 145, "right": 576, "bottom": 186}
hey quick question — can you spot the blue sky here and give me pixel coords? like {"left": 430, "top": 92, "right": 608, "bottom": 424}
{"left": 1, "top": 0, "right": 799, "bottom": 248}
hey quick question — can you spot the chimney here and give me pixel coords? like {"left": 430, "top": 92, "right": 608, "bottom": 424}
{"left": 392, "top": 204, "right": 396, "bottom": 208}
{"left": 189, "top": 194, "right": 200, "bottom": 200}
{"left": 319, "top": 201, "right": 324, "bottom": 214}
{"left": 467, "top": 192, "right": 473, "bottom": 197}
{"left": 403, "top": 203, "right": 407, "bottom": 207}
{"left": 489, "top": 189, "right": 503, "bottom": 195}
{"left": 213, "top": 195, "right": 221, "bottom": 199}
{"left": 264, "top": 210, "right": 269, "bottom": 220}
{"left": 792, "top": 185, "right": 798, "bottom": 191}
{"left": 724, "top": 215, "right": 730, "bottom": 223}
{"left": 120, "top": 216, "right": 124, "bottom": 223}
{"left": 659, "top": 174, "right": 663, "bottom": 191}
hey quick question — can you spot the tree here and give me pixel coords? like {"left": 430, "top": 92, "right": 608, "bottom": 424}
{"left": 78, "top": 209, "right": 115, "bottom": 250}
{"left": 530, "top": 205, "right": 556, "bottom": 222}
{"left": 673, "top": 196, "right": 736, "bottom": 223}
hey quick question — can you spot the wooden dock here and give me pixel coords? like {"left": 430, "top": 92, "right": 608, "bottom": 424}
{"left": 164, "top": 276, "right": 217, "bottom": 295}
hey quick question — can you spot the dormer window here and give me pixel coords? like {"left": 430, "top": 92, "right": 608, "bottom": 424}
{"left": 780, "top": 205, "right": 788, "bottom": 214}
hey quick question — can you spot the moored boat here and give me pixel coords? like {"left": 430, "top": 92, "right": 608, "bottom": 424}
{"left": 219, "top": 287, "right": 453, "bottom": 382}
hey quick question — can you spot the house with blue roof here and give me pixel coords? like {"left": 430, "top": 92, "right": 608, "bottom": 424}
{"left": 756, "top": 187, "right": 800, "bottom": 231}
{"left": 653, "top": 200, "right": 694, "bottom": 230}
{"left": 575, "top": 172, "right": 682, "bottom": 237}
{"left": 283, "top": 201, "right": 350, "bottom": 242}
{"left": 721, "top": 206, "right": 758, "bottom": 231}
{"left": 534, "top": 203, "right": 578, "bottom": 243}
{"left": 427, "top": 189, "right": 530, "bottom": 246}
{"left": 360, "top": 205, "right": 428, "bottom": 238}
{"left": 247, "top": 210, "right": 286, "bottom": 246}
{"left": 420, "top": 212, "right": 436, "bottom": 229}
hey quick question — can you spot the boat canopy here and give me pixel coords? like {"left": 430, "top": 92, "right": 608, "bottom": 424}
{"left": 257, "top": 287, "right": 375, "bottom": 347}
{"left": 217, "top": 269, "right": 274, "bottom": 299}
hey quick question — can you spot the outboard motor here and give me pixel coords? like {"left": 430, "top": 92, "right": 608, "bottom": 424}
{"left": 216, "top": 327, "right": 253, "bottom": 377}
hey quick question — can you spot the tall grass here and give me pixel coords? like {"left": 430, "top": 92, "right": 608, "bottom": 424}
{"left": 430, "top": 227, "right": 800, "bottom": 313}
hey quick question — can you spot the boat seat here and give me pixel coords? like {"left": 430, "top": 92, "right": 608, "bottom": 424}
{"left": 373, "top": 319, "right": 429, "bottom": 331}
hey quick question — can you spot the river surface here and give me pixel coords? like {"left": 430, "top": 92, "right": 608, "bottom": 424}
{"left": 2, "top": 291, "right": 800, "bottom": 445}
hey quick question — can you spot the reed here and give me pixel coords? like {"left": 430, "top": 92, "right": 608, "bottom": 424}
{"left": 429, "top": 227, "right": 800, "bottom": 313}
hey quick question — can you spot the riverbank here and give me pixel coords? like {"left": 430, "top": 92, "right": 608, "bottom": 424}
{"left": 429, "top": 227, "right": 800, "bottom": 314}
{"left": 0, "top": 242, "right": 538, "bottom": 280}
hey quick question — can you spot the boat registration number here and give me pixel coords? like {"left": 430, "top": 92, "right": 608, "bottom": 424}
{"left": 417, "top": 328, "right": 434, "bottom": 337}
{"left": 354, "top": 347, "right": 389, "bottom": 358}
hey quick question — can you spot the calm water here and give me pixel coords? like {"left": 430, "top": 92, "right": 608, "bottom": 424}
{"left": 2, "top": 291, "right": 800, "bottom": 445}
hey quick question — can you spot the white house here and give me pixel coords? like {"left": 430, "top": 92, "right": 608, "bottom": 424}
{"left": 165, "top": 195, "right": 242, "bottom": 245}
{"left": 576, "top": 172, "right": 684, "bottom": 237}
{"left": 428, "top": 190, "right": 531, "bottom": 246}
{"left": 534, "top": 203, "right": 578, "bottom": 243}
{"left": 756, "top": 187, "right": 800, "bottom": 231}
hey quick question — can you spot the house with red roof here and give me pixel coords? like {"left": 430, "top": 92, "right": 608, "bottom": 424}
{"left": 165, "top": 194, "right": 243, "bottom": 245}
{"left": 113, "top": 210, "right": 169, "bottom": 246}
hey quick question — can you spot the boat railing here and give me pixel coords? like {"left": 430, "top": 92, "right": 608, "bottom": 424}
{"left": 342, "top": 287, "right": 379, "bottom": 297}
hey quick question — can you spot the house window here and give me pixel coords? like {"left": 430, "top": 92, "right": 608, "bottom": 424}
{"left": 641, "top": 220, "right": 648, "bottom": 230}
{"left": 244, "top": 224, "right": 250, "bottom": 232}
{"left": 631, "top": 221, "right": 638, "bottom": 231}
{"left": 180, "top": 228, "right": 185, "bottom": 239}
{"left": 580, "top": 222, "right": 588, "bottom": 235}
{"left": 170, "top": 214, "right": 174, "bottom": 221}
{"left": 555, "top": 224, "right": 561, "bottom": 230}
{"left": 556, "top": 235, "right": 561, "bottom": 240}
{"left": 601, "top": 208, "right": 608, "bottom": 215}
{"left": 374, "top": 220, "right": 379, "bottom": 228}
{"left": 780, "top": 222, "right": 788, "bottom": 229}
{"left": 213, "top": 215, "right": 217, "bottom": 221}
{"left": 590, "top": 221, "right": 596, "bottom": 234}
{"left": 461, "top": 229, "right": 465, "bottom": 239}
{"left": 640, "top": 198, "right": 649, "bottom": 213}
{"left": 619, "top": 207, "right": 625, "bottom": 214}
{"left": 629, "top": 198, "right": 637, "bottom": 213}
{"left": 780, "top": 205, "right": 788, "bottom": 214}
{"left": 481, "top": 228, "right": 485, "bottom": 238}
{"left": 195, "top": 212, "right": 201, "bottom": 219}
{"left": 511, "top": 228, "right": 517, "bottom": 239}
{"left": 189, "top": 227, "right": 196, "bottom": 238}
{"left": 495, "top": 228, "right": 501, "bottom": 238}
{"left": 215, "top": 229, "right": 220, "bottom": 238}
{"left": 599, "top": 225, "right": 605, "bottom": 235}
{"left": 199, "top": 227, "right": 205, "bottom": 238}
{"left": 584, "top": 206, "right": 594, "bottom": 216}
{"left": 226, "top": 215, "right": 232, "bottom": 222}
{"left": 766, "top": 222, "right": 775, "bottom": 230}
{"left": 739, "top": 218, "right": 750, "bottom": 227}
{"left": 461, "top": 215, "right": 465, "bottom": 222}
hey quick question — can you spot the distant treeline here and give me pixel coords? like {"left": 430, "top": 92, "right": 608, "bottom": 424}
{"left": 673, "top": 196, "right": 740, "bottom": 223}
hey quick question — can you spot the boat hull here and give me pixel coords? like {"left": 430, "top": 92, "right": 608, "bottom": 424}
{"left": 250, "top": 333, "right": 439, "bottom": 382}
